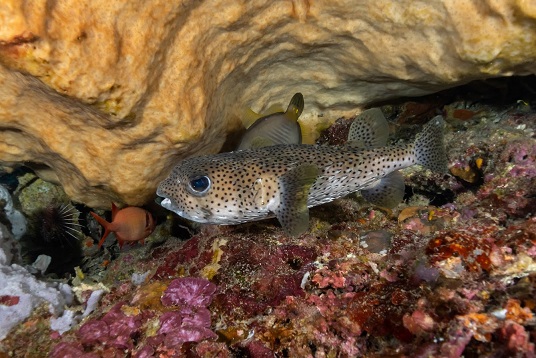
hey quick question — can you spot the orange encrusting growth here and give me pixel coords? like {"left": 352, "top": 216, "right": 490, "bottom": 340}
{"left": 90, "top": 203, "right": 156, "bottom": 249}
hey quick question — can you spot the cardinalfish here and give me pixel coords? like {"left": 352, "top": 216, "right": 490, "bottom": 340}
{"left": 90, "top": 203, "right": 156, "bottom": 248}
{"left": 157, "top": 94, "right": 448, "bottom": 236}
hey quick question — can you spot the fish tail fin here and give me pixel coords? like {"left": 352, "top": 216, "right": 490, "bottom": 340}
{"left": 90, "top": 211, "right": 112, "bottom": 249}
{"left": 414, "top": 115, "right": 448, "bottom": 173}
{"left": 285, "top": 93, "right": 304, "bottom": 121}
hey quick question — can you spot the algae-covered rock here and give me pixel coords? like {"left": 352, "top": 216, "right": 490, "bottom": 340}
{"left": 16, "top": 174, "right": 71, "bottom": 217}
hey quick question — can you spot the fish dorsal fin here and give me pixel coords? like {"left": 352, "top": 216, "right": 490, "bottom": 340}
{"left": 274, "top": 163, "right": 318, "bottom": 236}
{"left": 111, "top": 202, "right": 120, "bottom": 221}
{"left": 241, "top": 108, "right": 263, "bottom": 129}
{"left": 241, "top": 104, "right": 287, "bottom": 129}
{"left": 265, "top": 104, "right": 285, "bottom": 117}
{"left": 284, "top": 93, "right": 304, "bottom": 121}
{"left": 237, "top": 93, "right": 304, "bottom": 150}
{"left": 347, "top": 108, "right": 389, "bottom": 148}
{"left": 360, "top": 171, "right": 405, "bottom": 208}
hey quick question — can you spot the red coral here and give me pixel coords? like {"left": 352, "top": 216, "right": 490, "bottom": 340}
{"left": 212, "top": 239, "right": 317, "bottom": 318}
{"left": 500, "top": 321, "right": 535, "bottom": 354}
{"left": 151, "top": 238, "right": 197, "bottom": 279}
{"left": 0, "top": 295, "right": 20, "bottom": 306}
{"left": 49, "top": 342, "right": 100, "bottom": 358}
{"left": 77, "top": 320, "right": 109, "bottom": 345}
{"left": 243, "top": 340, "right": 275, "bottom": 358}
{"left": 403, "top": 310, "right": 435, "bottom": 335}
{"left": 346, "top": 282, "right": 416, "bottom": 342}
{"left": 426, "top": 228, "right": 494, "bottom": 272}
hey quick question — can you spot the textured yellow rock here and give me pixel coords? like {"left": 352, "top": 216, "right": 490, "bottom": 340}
{"left": 0, "top": 1, "right": 535, "bottom": 207}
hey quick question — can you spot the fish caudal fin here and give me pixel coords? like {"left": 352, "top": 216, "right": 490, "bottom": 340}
{"left": 285, "top": 92, "right": 304, "bottom": 121}
{"left": 275, "top": 163, "right": 318, "bottom": 237}
{"left": 347, "top": 108, "right": 390, "bottom": 148}
{"left": 414, "top": 115, "right": 448, "bottom": 173}
{"left": 90, "top": 211, "right": 112, "bottom": 249}
{"left": 361, "top": 171, "right": 406, "bottom": 208}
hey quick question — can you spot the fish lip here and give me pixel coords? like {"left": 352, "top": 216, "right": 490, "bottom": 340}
{"left": 155, "top": 186, "right": 167, "bottom": 197}
{"left": 158, "top": 197, "right": 185, "bottom": 218}
{"left": 159, "top": 198, "right": 175, "bottom": 211}
{"left": 159, "top": 197, "right": 212, "bottom": 223}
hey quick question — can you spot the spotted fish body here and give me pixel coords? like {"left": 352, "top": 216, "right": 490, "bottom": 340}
{"left": 157, "top": 111, "right": 447, "bottom": 236}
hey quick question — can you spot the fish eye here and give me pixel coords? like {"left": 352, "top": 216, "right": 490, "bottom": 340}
{"left": 188, "top": 175, "right": 211, "bottom": 195}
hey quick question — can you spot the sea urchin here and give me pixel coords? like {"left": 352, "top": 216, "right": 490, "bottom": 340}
{"left": 21, "top": 203, "right": 84, "bottom": 275}
{"left": 38, "top": 203, "right": 83, "bottom": 244}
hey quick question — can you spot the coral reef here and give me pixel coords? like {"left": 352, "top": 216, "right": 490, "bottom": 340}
{"left": 1, "top": 1, "right": 536, "bottom": 206}
{"left": 0, "top": 79, "right": 535, "bottom": 356}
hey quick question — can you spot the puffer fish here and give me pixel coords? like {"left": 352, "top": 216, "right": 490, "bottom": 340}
{"left": 157, "top": 107, "right": 447, "bottom": 236}
{"left": 90, "top": 203, "right": 156, "bottom": 248}
{"left": 237, "top": 93, "right": 304, "bottom": 150}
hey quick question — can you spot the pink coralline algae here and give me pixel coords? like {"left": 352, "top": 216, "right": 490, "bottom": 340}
{"left": 156, "top": 278, "right": 217, "bottom": 347}
{"left": 136, "top": 277, "right": 218, "bottom": 355}
{"left": 48, "top": 277, "right": 219, "bottom": 357}
{"left": 161, "top": 277, "right": 217, "bottom": 307}
{"left": 158, "top": 311, "right": 216, "bottom": 346}
{"left": 49, "top": 302, "right": 145, "bottom": 357}
{"left": 78, "top": 302, "right": 143, "bottom": 350}
{"left": 500, "top": 139, "right": 536, "bottom": 177}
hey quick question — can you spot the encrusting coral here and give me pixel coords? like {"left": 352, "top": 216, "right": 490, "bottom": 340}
{"left": 1, "top": 1, "right": 536, "bottom": 207}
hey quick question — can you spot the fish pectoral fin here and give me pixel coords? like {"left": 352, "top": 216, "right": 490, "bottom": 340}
{"left": 360, "top": 171, "right": 405, "bottom": 208}
{"left": 247, "top": 137, "right": 277, "bottom": 149}
{"left": 347, "top": 108, "right": 389, "bottom": 148}
{"left": 252, "top": 178, "right": 267, "bottom": 206}
{"left": 275, "top": 164, "right": 319, "bottom": 237}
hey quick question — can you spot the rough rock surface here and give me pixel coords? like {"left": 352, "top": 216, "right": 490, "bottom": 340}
{"left": 1, "top": 75, "right": 535, "bottom": 357}
{"left": 1, "top": 0, "right": 535, "bottom": 207}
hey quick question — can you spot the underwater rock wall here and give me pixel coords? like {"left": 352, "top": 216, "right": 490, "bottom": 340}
{"left": 1, "top": 0, "right": 536, "bottom": 207}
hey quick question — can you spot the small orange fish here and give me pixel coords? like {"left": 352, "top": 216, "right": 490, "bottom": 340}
{"left": 90, "top": 203, "right": 156, "bottom": 248}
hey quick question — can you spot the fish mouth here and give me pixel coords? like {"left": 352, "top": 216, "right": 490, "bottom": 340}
{"left": 157, "top": 196, "right": 210, "bottom": 223}
{"left": 159, "top": 198, "right": 177, "bottom": 212}
{"left": 156, "top": 196, "right": 184, "bottom": 217}
{"left": 155, "top": 187, "right": 179, "bottom": 212}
